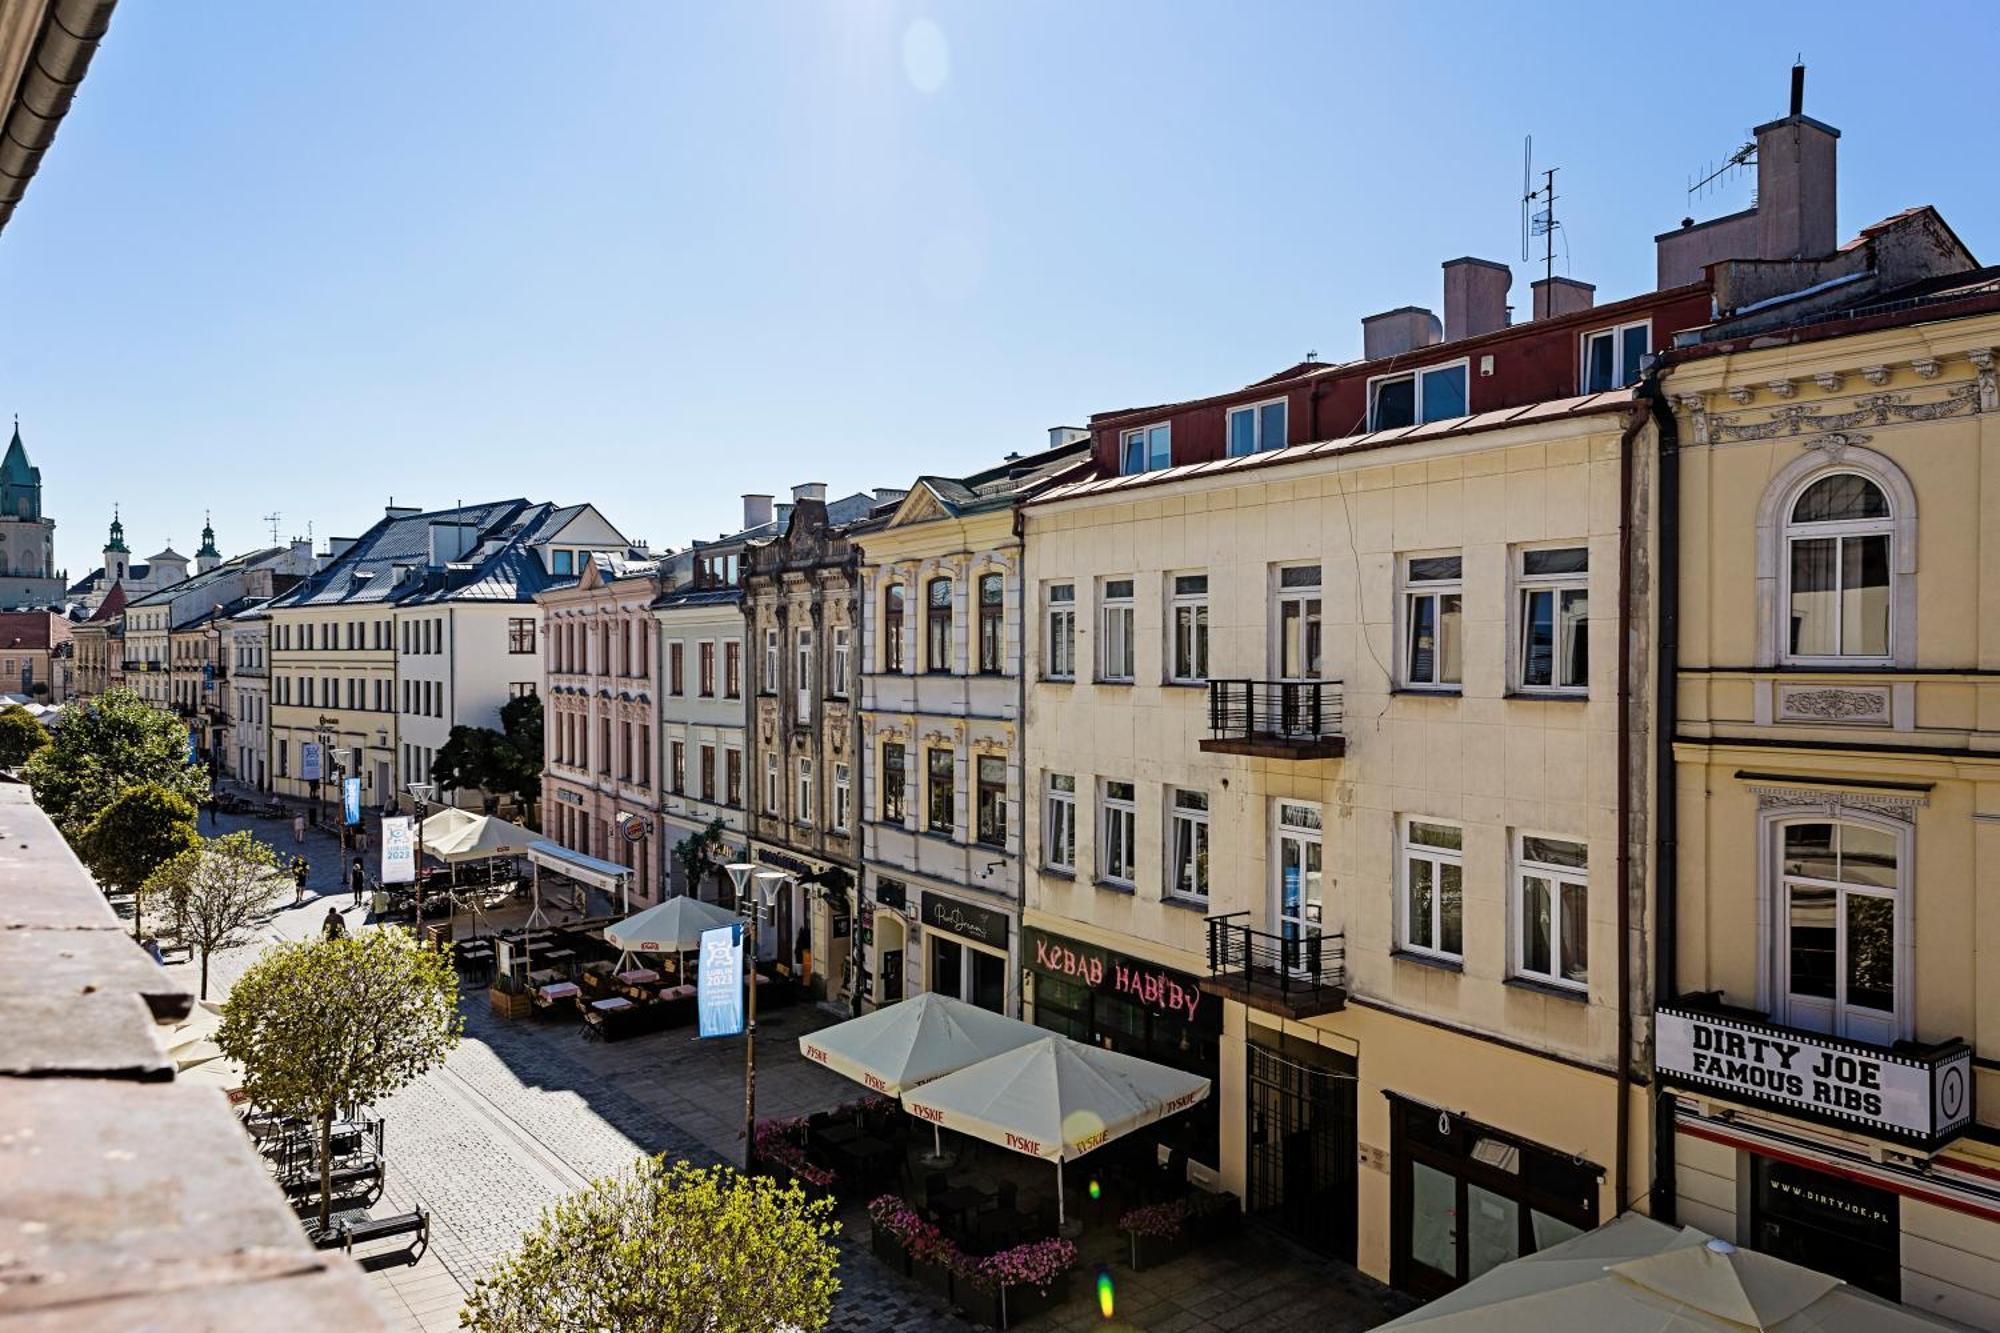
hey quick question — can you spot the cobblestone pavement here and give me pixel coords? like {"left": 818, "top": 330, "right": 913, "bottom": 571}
{"left": 185, "top": 796, "right": 1412, "bottom": 1331}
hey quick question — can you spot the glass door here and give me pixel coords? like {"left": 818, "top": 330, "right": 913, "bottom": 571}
{"left": 1274, "top": 802, "right": 1324, "bottom": 976}
{"left": 1271, "top": 565, "right": 1323, "bottom": 736}
{"left": 1777, "top": 820, "right": 1900, "bottom": 1045}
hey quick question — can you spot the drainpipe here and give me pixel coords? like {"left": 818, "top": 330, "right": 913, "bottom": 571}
{"left": 1640, "top": 371, "right": 1682, "bottom": 1225}
{"left": 1613, "top": 399, "right": 1645, "bottom": 1218}
{"left": 1013, "top": 501, "right": 1030, "bottom": 1020}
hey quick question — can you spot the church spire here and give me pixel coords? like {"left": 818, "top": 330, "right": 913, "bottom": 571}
{"left": 197, "top": 511, "right": 219, "bottom": 559}
{"left": 105, "top": 505, "right": 129, "bottom": 554}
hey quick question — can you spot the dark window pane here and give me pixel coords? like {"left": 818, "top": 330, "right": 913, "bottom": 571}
{"left": 1522, "top": 875, "right": 1552, "bottom": 975}
{"left": 1842, "top": 534, "right": 1890, "bottom": 657}
{"left": 1783, "top": 823, "right": 1837, "bottom": 880}
{"left": 1792, "top": 474, "right": 1889, "bottom": 523}
{"left": 1373, "top": 376, "right": 1416, "bottom": 429}
{"left": 1260, "top": 401, "right": 1287, "bottom": 451}
{"left": 1845, "top": 893, "right": 1895, "bottom": 1013}
{"left": 1408, "top": 556, "right": 1462, "bottom": 582}
{"left": 1521, "top": 836, "right": 1586, "bottom": 868}
{"left": 1523, "top": 547, "right": 1588, "bottom": 576}
{"left": 1229, "top": 409, "right": 1255, "bottom": 456}
{"left": 1585, "top": 333, "right": 1615, "bottom": 393}
{"left": 1788, "top": 538, "right": 1838, "bottom": 656}
{"left": 1421, "top": 365, "right": 1468, "bottom": 422}
{"left": 1523, "top": 588, "right": 1554, "bottom": 687}
{"left": 1559, "top": 880, "right": 1588, "bottom": 985}
{"left": 1440, "top": 863, "right": 1463, "bottom": 955}
{"left": 1621, "top": 324, "right": 1650, "bottom": 386}
{"left": 1788, "top": 886, "right": 1838, "bottom": 999}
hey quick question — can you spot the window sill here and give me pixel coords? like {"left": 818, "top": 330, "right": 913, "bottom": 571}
{"left": 1391, "top": 686, "right": 1462, "bottom": 699}
{"left": 1094, "top": 678, "right": 1136, "bottom": 688}
{"left": 1093, "top": 879, "right": 1136, "bottom": 896}
{"left": 1504, "top": 690, "right": 1589, "bottom": 703}
{"left": 1390, "top": 948, "right": 1464, "bottom": 974}
{"left": 1161, "top": 894, "right": 1209, "bottom": 913}
{"left": 1039, "top": 675, "right": 1077, "bottom": 685}
{"left": 1041, "top": 866, "right": 1077, "bottom": 881}
{"left": 1161, "top": 680, "right": 1206, "bottom": 690}
{"left": 1504, "top": 975, "right": 1590, "bottom": 1003}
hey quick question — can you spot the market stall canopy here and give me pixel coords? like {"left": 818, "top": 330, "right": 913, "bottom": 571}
{"left": 604, "top": 895, "right": 739, "bottom": 954}
{"left": 527, "top": 841, "right": 634, "bottom": 894}
{"left": 798, "top": 992, "right": 1045, "bottom": 1097}
{"left": 424, "top": 813, "right": 539, "bottom": 864}
{"left": 1377, "top": 1213, "right": 1956, "bottom": 1332}
{"left": 417, "top": 806, "right": 480, "bottom": 850}
{"left": 901, "top": 1034, "right": 1210, "bottom": 1164}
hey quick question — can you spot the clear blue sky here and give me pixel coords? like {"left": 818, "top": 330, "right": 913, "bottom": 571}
{"left": 5, "top": 2, "right": 1995, "bottom": 573}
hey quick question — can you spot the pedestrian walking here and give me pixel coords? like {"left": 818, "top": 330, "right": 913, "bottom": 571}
{"left": 141, "top": 935, "right": 165, "bottom": 965}
{"left": 349, "top": 857, "right": 365, "bottom": 908}
{"left": 292, "top": 812, "right": 306, "bottom": 844}
{"left": 291, "top": 854, "right": 310, "bottom": 906}
{"left": 322, "top": 907, "right": 346, "bottom": 940}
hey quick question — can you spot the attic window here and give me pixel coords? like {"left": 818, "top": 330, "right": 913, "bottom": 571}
{"left": 1227, "top": 400, "right": 1288, "bottom": 457}
{"left": 1582, "top": 320, "right": 1651, "bottom": 392}
{"left": 1368, "top": 361, "right": 1468, "bottom": 431}
{"left": 1119, "top": 423, "right": 1171, "bottom": 475}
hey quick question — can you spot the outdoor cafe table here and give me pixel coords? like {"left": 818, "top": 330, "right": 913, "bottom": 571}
{"left": 591, "top": 996, "right": 633, "bottom": 1012}
{"left": 614, "top": 967, "right": 659, "bottom": 985}
{"left": 538, "top": 981, "right": 580, "bottom": 1002}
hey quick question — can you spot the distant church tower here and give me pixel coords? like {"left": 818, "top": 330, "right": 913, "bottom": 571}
{"left": 103, "top": 507, "right": 130, "bottom": 584}
{"left": 195, "top": 512, "right": 221, "bottom": 575}
{"left": 0, "top": 420, "right": 62, "bottom": 607}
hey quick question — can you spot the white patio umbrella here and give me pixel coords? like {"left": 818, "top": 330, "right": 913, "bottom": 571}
{"left": 799, "top": 991, "right": 1044, "bottom": 1096}
{"left": 900, "top": 1034, "right": 1211, "bottom": 1224}
{"left": 604, "top": 895, "right": 740, "bottom": 973}
{"left": 1377, "top": 1212, "right": 1956, "bottom": 1331}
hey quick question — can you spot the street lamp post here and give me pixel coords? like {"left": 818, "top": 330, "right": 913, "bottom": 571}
{"left": 407, "top": 782, "right": 437, "bottom": 935}
{"left": 723, "top": 860, "right": 786, "bottom": 1172}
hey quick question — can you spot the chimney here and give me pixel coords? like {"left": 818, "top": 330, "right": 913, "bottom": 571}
{"left": 741, "top": 493, "right": 774, "bottom": 529}
{"left": 428, "top": 521, "right": 475, "bottom": 566}
{"left": 1047, "top": 425, "right": 1089, "bottom": 450}
{"left": 1753, "top": 66, "right": 1839, "bottom": 262}
{"left": 1361, "top": 307, "right": 1442, "bottom": 361}
{"left": 791, "top": 482, "right": 827, "bottom": 504}
{"left": 873, "top": 488, "right": 908, "bottom": 506}
{"left": 384, "top": 505, "right": 419, "bottom": 520}
{"left": 776, "top": 503, "right": 795, "bottom": 528}
{"left": 325, "top": 537, "right": 358, "bottom": 561}
{"left": 1441, "top": 258, "right": 1512, "bottom": 342}
{"left": 1531, "top": 276, "right": 1596, "bottom": 320}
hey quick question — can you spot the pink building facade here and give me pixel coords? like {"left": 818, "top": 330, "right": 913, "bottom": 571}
{"left": 537, "top": 556, "right": 665, "bottom": 905}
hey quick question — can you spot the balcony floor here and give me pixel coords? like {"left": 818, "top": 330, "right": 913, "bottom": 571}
{"left": 1199, "top": 735, "right": 1345, "bottom": 760}
{"left": 1202, "top": 970, "right": 1347, "bottom": 1019}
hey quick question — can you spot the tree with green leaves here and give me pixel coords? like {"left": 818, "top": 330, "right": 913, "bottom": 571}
{"left": 77, "top": 784, "right": 200, "bottom": 939}
{"left": 217, "top": 929, "right": 462, "bottom": 1233}
{"left": 672, "top": 818, "right": 730, "bottom": 901}
{"left": 142, "top": 831, "right": 285, "bottom": 999}
{"left": 431, "top": 692, "right": 543, "bottom": 820}
{"left": 0, "top": 705, "right": 49, "bottom": 769}
{"left": 25, "top": 687, "right": 206, "bottom": 835}
{"left": 462, "top": 1158, "right": 840, "bottom": 1333}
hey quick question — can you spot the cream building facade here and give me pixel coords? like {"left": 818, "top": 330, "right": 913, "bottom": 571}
{"left": 225, "top": 601, "right": 272, "bottom": 790}
{"left": 1656, "top": 304, "right": 2000, "bottom": 1328}
{"left": 1021, "top": 398, "right": 1656, "bottom": 1292}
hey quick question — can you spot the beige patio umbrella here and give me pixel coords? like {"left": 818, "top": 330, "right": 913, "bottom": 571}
{"left": 1377, "top": 1212, "right": 1957, "bottom": 1331}
{"left": 798, "top": 991, "right": 1045, "bottom": 1097}
{"left": 899, "top": 1034, "right": 1211, "bottom": 1224}
{"left": 161, "top": 999, "right": 227, "bottom": 1067}
{"left": 604, "top": 895, "right": 740, "bottom": 974}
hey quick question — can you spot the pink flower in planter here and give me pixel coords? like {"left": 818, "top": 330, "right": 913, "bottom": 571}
{"left": 977, "top": 1238, "right": 1079, "bottom": 1292}
{"left": 1117, "top": 1199, "right": 1188, "bottom": 1239}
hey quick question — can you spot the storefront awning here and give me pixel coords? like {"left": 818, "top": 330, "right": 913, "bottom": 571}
{"left": 527, "top": 841, "right": 634, "bottom": 894}
{"left": 1377, "top": 1212, "right": 1957, "bottom": 1331}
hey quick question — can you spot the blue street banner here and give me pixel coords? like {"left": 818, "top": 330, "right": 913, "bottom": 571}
{"left": 300, "top": 742, "right": 324, "bottom": 783}
{"left": 697, "top": 923, "right": 746, "bottom": 1038}
{"left": 342, "top": 776, "right": 362, "bottom": 826}
{"left": 380, "top": 816, "right": 415, "bottom": 884}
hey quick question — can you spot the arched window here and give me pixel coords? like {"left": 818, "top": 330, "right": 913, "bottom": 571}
{"left": 926, "top": 577, "right": 953, "bottom": 674}
{"left": 882, "top": 583, "right": 905, "bottom": 673}
{"left": 1774, "top": 817, "right": 1904, "bottom": 1044}
{"left": 1783, "top": 472, "right": 1892, "bottom": 661}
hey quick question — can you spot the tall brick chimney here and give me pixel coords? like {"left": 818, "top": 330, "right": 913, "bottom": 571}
{"left": 1442, "top": 258, "right": 1512, "bottom": 341}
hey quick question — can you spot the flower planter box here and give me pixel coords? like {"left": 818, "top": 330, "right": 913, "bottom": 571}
{"left": 869, "top": 1223, "right": 910, "bottom": 1277}
{"left": 1125, "top": 1228, "right": 1192, "bottom": 1272}
{"left": 955, "top": 1270, "right": 1074, "bottom": 1330}
{"left": 488, "top": 987, "right": 533, "bottom": 1020}
{"left": 911, "top": 1255, "right": 956, "bottom": 1303}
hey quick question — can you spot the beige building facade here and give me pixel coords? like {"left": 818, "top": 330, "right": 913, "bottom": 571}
{"left": 1657, "top": 308, "right": 2000, "bottom": 1328}
{"left": 1021, "top": 399, "right": 1655, "bottom": 1292}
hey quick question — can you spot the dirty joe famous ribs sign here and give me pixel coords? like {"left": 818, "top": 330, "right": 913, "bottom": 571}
{"left": 1656, "top": 1003, "right": 1973, "bottom": 1149}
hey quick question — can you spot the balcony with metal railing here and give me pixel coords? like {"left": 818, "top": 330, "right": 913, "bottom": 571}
{"left": 1201, "top": 679, "right": 1345, "bottom": 759}
{"left": 1203, "top": 911, "right": 1346, "bottom": 1019}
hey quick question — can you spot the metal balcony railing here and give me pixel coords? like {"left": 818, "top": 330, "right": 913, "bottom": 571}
{"left": 1201, "top": 679, "right": 1345, "bottom": 758}
{"left": 1204, "top": 912, "right": 1346, "bottom": 1018}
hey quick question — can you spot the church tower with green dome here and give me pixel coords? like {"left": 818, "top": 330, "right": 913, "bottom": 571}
{"left": 0, "top": 420, "right": 61, "bottom": 608}
{"left": 195, "top": 512, "right": 221, "bottom": 574}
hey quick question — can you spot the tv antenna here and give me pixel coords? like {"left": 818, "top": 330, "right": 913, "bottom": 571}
{"left": 1687, "top": 140, "right": 1756, "bottom": 209}
{"left": 263, "top": 511, "right": 282, "bottom": 544}
{"left": 1520, "top": 136, "right": 1561, "bottom": 291}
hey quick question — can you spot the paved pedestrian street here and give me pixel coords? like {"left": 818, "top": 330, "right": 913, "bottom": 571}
{"left": 184, "top": 803, "right": 1409, "bottom": 1331}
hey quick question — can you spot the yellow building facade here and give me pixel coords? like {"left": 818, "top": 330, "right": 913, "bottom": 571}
{"left": 1659, "top": 310, "right": 2000, "bottom": 1328}
{"left": 1021, "top": 400, "right": 1655, "bottom": 1294}
{"left": 266, "top": 604, "right": 398, "bottom": 812}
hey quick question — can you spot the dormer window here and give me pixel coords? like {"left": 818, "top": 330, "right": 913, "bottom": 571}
{"left": 1120, "top": 423, "right": 1172, "bottom": 475}
{"left": 1227, "top": 400, "right": 1287, "bottom": 456}
{"left": 1581, "top": 320, "right": 1651, "bottom": 392}
{"left": 551, "top": 550, "right": 573, "bottom": 575}
{"left": 1368, "top": 361, "right": 1468, "bottom": 431}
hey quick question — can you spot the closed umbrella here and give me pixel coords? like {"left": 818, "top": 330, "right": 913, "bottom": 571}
{"left": 1377, "top": 1213, "right": 1957, "bottom": 1331}
{"left": 900, "top": 1034, "right": 1210, "bottom": 1224}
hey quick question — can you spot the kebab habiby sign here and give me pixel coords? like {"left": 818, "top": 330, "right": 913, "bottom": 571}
{"left": 1656, "top": 1004, "right": 1972, "bottom": 1148}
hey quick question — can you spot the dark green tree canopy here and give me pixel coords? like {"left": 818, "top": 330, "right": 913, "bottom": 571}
{"left": 0, "top": 705, "right": 49, "bottom": 769}
{"left": 26, "top": 688, "right": 205, "bottom": 834}
{"left": 431, "top": 691, "right": 542, "bottom": 809}
{"left": 78, "top": 783, "right": 200, "bottom": 896}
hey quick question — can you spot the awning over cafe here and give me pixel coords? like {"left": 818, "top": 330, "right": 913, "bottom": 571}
{"left": 527, "top": 841, "right": 633, "bottom": 894}
{"left": 1377, "top": 1212, "right": 1956, "bottom": 1331}
{"left": 901, "top": 1034, "right": 1210, "bottom": 1164}
{"left": 798, "top": 992, "right": 1044, "bottom": 1097}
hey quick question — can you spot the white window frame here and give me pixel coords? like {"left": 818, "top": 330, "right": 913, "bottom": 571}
{"left": 1044, "top": 773, "right": 1076, "bottom": 872}
{"left": 1780, "top": 471, "right": 1896, "bottom": 667}
{"left": 831, "top": 626, "right": 851, "bottom": 698}
{"left": 1167, "top": 573, "right": 1209, "bottom": 684}
{"left": 1514, "top": 545, "right": 1590, "bottom": 695}
{"left": 1366, "top": 358, "right": 1470, "bottom": 431}
{"left": 763, "top": 752, "right": 779, "bottom": 815}
{"left": 763, "top": 628, "right": 779, "bottom": 693}
{"left": 1119, "top": 422, "right": 1172, "bottom": 475}
{"left": 1400, "top": 553, "right": 1464, "bottom": 691}
{"left": 1513, "top": 833, "right": 1589, "bottom": 991}
{"left": 1579, "top": 319, "right": 1651, "bottom": 393}
{"left": 1399, "top": 816, "right": 1465, "bottom": 961}
{"left": 795, "top": 627, "right": 814, "bottom": 721}
{"left": 832, "top": 761, "right": 851, "bottom": 832}
{"left": 795, "top": 757, "right": 814, "bottom": 826}
{"left": 1166, "top": 788, "right": 1209, "bottom": 902}
{"left": 1099, "top": 578, "right": 1135, "bottom": 683}
{"left": 1226, "top": 397, "right": 1288, "bottom": 457}
{"left": 1099, "top": 779, "right": 1137, "bottom": 886}
{"left": 1045, "top": 583, "right": 1076, "bottom": 680}
{"left": 1761, "top": 809, "right": 1912, "bottom": 1045}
